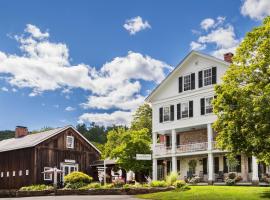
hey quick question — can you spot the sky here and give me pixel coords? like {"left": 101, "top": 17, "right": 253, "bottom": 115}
{"left": 0, "top": 0, "right": 269, "bottom": 131}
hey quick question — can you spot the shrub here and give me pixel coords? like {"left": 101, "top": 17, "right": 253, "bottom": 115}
{"left": 63, "top": 182, "right": 88, "bottom": 190}
{"left": 102, "top": 183, "right": 114, "bottom": 189}
{"left": 225, "top": 178, "right": 235, "bottom": 186}
{"left": 166, "top": 172, "right": 179, "bottom": 186}
{"left": 227, "top": 172, "right": 236, "bottom": 179}
{"left": 64, "top": 171, "right": 93, "bottom": 184}
{"left": 113, "top": 178, "right": 125, "bottom": 188}
{"left": 173, "top": 180, "right": 186, "bottom": 189}
{"left": 19, "top": 184, "right": 54, "bottom": 191}
{"left": 235, "top": 175, "right": 242, "bottom": 182}
{"left": 80, "top": 182, "right": 101, "bottom": 190}
{"left": 150, "top": 180, "right": 168, "bottom": 187}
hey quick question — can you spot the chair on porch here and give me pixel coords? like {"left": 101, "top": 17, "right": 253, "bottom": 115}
{"left": 216, "top": 171, "right": 224, "bottom": 182}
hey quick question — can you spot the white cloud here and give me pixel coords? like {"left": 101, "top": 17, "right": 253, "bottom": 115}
{"left": 78, "top": 111, "right": 132, "bottom": 127}
{"left": 200, "top": 18, "right": 215, "bottom": 30}
{"left": 12, "top": 88, "right": 17, "bottom": 92}
{"left": 190, "top": 17, "right": 240, "bottom": 58}
{"left": 0, "top": 24, "right": 170, "bottom": 126}
{"left": 25, "top": 24, "right": 49, "bottom": 39}
{"left": 123, "top": 16, "right": 151, "bottom": 35}
{"left": 190, "top": 41, "right": 206, "bottom": 51}
{"left": 241, "top": 0, "right": 270, "bottom": 20}
{"left": 65, "top": 106, "right": 75, "bottom": 111}
{"left": 1, "top": 87, "right": 8, "bottom": 92}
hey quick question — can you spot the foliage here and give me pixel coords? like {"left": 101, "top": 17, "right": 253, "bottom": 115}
{"left": 113, "top": 178, "right": 125, "bottom": 188}
{"left": 104, "top": 128, "right": 152, "bottom": 173}
{"left": 227, "top": 155, "right": 239, "bottom": 172}
{"left": 0, "top": 130, "right": 14, "bottom": 141}
{"left": 165, "top": 172, "right": 179, "bottom": 186}
{"left": 173, "top": 180, "right": 186, "bottom": 189}
{"left": 64, "top": 171, "right": 93, "bottom": 184}
{"left": 225, "top": 178, "right": 236, "bottom": 186}
{"left": 32, "top": 127, "right": 54, "bottom": 134}
{"left": 79, "top": 182, "right": 101, "bottom": 190}
{"left": 101, "top": 183, "right": 114, "bottom": 189}
{"left": 213, "top": 16, "right": 270, "bottom": 164}
{"left": 130, "top": 103, "right": 152, "bottom": 137}
{"left": 123, "top": 183, "right": 150, "bottom": 189}
{"left": 150, "top": 180, "right": 168, "bottom": 187}
{"left": 64, "top": 182, "right": 88, "bottom": 190}
{"left": 19, "top": 184, "right": 54, "bottom": 191}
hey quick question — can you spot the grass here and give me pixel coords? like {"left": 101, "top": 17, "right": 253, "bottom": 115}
{"left": 137, "top": 186, "right": 270, "bottom": 200}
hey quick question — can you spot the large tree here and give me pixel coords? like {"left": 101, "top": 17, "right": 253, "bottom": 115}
{"left": 104, "top": 128, "right": 152, "bottom": 173}
{"left": 131, "top": 103, "right": 152, "bottom": 136}
{"left": 213, "top": 17, "right": 270, "bottom": 164}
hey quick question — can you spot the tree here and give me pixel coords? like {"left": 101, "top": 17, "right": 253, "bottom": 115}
{"left": 104, "top": 128, "right": 152, "bottom": 173}
{"left": 213, "top": 17, "right": 270, "bottom": 164}
{"left": 131, "top": 103, "right": 152, "bottom": 136}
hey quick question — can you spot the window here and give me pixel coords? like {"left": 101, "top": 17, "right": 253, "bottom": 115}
{"left": 0, "top": 172, "right": 3, "bottom": 178}
{"left": 26, "top": 170, "right": 29, "bottom": 176}
{"left": 6, "top": 171, "right": 9, "bottom": 177}
{"left": 198, "top": 67, "right": 217, "bottom": 88}
{"left": 205, "top": 97, "right": 214, "bottom": 114}
{"left": 183, "top": 75, "right": 191, "bottom": 91}
{"left": 204, "top": 68, "right": 212, "bottom": 86}
{"left": 163, "top": 106, "right": 170, "bottom": 122}
{"left": 44, "top": 167, "right": 52, "bottom": 181}
{"left": 19, "top": 170, "right": 22, "bottom": 176}
{"left": 181, "top": 102, "right": 189, "bottom": 118}
{"left": 66, "top": 136, "right": 74, "bottom": 149}
{"left": 13, "top": 171, "right": 16, "bottom": 176}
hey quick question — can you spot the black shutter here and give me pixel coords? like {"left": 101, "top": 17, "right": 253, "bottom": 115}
{"left": 177, "top": 103, "right": 181, "bottom": 120}
{"left": 223, "top": 156, "right": 228, "bottom": 173}
{"left": 248, "top": 157, "right": 252, "bottom": 173}
{"left": 212, "top": 67, "right": 217, "bottom": 84}
{"left": 167, "top": 160, "right": 171, "bottom": 174}
{"left": 236, "top": 155, "right": 241, "bottom": 172}
{"left": 166, "top": 135, "right": 170, "bottom": 147}
{"left": 177, "top": 160, "right": 181, "bottom": 172}
{"left": 198, "top": 71, "right": 203, "bottom": 88}
{"left": 203, "top": 158, "right": 208, "bottom": 175}
{"left": 191, "top": 73, "right": 195, "bottom": 90}
{"left": 189, "top": 101, "right": 193, "bottom": 117}
{"left": 159, "top": 107, "right": 163, "bottom": 123}
{"left": 170, "top": 105, "right": 174, "bottom": 121}
{"left": 176, "top": 134, "right": 180, "bottom": 146}
{"left": 178, "top": 77, "right": 183, "bottom": 93}
{"left": 200, "top": 98, "right": 205, "bottom": 115}
{"left": 214, "top": 157, "right": 219, "bottom": 173}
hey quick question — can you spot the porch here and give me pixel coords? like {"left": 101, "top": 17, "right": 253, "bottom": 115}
{"left": 156, "top": 153, "right": 269, "bottom": 184}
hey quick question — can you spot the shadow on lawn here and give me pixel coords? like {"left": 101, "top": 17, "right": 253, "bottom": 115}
{"left": 260, "top": 191, "right": 270, "bottom": 199}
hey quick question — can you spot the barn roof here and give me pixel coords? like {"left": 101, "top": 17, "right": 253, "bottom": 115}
{"left": 0, "top": 125, "right": 101, "bottom": 154}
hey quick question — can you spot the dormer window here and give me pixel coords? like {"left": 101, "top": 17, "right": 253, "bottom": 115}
{"left": 66, "top": 136, "right": 74, "bottom": 149}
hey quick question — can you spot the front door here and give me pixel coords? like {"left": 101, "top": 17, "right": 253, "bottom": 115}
{"left": 61, "top": 163, "right": 79, "bottom": 182}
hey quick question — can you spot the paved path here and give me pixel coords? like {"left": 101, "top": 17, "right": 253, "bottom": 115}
{"left": 1, "top": 195, "right": 141, "bottom": 200}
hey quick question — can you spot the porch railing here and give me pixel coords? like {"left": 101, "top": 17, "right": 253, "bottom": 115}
{"left": 153, "top": 141, "right": 220, "bottom": 156}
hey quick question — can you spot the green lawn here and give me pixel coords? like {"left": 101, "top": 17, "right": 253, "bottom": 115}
{"left": 137, "top": 186, "right": 270, "bottom": 200}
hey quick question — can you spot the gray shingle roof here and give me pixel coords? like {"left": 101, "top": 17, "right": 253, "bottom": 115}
{"left": 0, "top": 125, "right": 101, "bottom": 154}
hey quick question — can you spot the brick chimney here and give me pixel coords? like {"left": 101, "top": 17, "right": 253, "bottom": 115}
{"left": 224, "top": 52, "right": 234, "bottom": 63}
{"left": 15, "top": 126, "right": 28, "bottom": 138}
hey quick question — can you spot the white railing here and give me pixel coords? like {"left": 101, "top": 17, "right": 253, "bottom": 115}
{"left": 176, "top": 142, "right": 208, "bottom": 153}
{"left": 153, "top": 143, "right": 172, "bottom": 156}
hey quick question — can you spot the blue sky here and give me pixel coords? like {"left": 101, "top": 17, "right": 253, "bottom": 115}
{"left": 0, "top": 0, "right": 268, "bottom": 130}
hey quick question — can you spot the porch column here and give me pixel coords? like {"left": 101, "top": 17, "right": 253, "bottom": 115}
{"left": 208, "top": 153, "right": 214, "bottom": 184}
{"left": 207, "top": 123, "right": 213, "bottom": 151}
{"left": 152, "top": 158, "right": 157, "bottom": 181}
{"left": 252, "top": 156, "right": 259, "bottom": 185}
{"left": 172, "top": 156, "right": 177, "bottom": 173}
{"left": 171, "top": 129, "right": 176, "bottom": 154}
{"left": 152, "top": 132, "right": 157, "bottom": 146}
